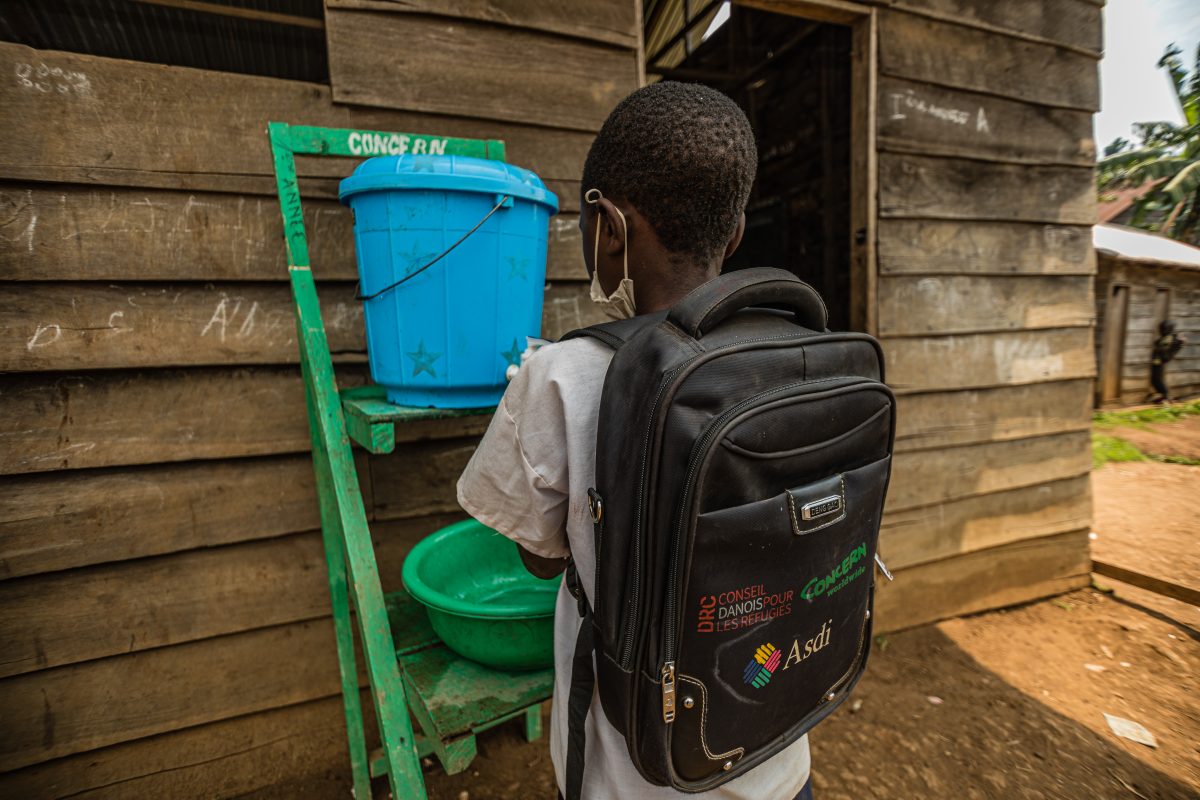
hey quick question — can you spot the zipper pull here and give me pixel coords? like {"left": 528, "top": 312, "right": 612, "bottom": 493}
{"left": 661, "top": 662, "right": 677, "bottom": 723}
{"left": 874, "top": 553, "right": 894, "bottom": 582}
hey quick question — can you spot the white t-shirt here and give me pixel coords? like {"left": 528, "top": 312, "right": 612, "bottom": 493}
{"left": 457, "top": 337, "right": 811, "bottom": 799}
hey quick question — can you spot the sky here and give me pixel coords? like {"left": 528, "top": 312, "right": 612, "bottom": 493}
{"left": 1095, "top": 0, "right": 1200, "bottom": 152}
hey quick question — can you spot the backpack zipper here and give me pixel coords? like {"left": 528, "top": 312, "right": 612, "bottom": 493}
{"left": 659, "top": 377, "right": 875, "bottom": 722}
{"left": 617, "top": 360, "right": 689, "bottom": 668}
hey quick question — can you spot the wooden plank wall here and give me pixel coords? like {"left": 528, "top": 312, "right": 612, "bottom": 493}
{"left": 868, "top": 0, "right": 1101, "bottom": 623}
{"left": 1094, "top": 253, "right": 1200, "bottom": 405}
{"left": 0, "top": 0, "right": 638, "bottom": 789}
{"left": 0, "top": 0, "right": 1108, "bottom": 793}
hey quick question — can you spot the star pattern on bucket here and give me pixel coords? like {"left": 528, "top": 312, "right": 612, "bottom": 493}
{"left": 401, "top": 240, "right": 436, "bottom": 277}
{"left": 501, "top": 338, "right": 522, "bottom": 368}
{"left": 406, "top": 340, "right": 442, "bottom": 378}
{"left": 506, "top": 256, "right": 529, "bottom": 280}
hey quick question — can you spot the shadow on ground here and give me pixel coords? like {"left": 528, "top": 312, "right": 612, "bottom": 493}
{"left": 248, "top": 589, "right": 1198, "bottom": 799}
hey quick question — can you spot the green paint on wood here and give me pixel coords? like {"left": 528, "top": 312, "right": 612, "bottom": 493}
{"left": 269, "top": 122, "right": 546, "bottom": 799}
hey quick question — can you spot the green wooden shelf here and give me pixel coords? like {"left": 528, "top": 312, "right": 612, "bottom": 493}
{"left": 341, "top": 385, "right": 495, "bottom": 454}
{"left": 382, "top": 589, "right": 552, "bottom": 777}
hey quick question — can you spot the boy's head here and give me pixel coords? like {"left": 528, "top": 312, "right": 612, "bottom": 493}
{"left": 581, "top": 82, "right": 757, "bottom": 308}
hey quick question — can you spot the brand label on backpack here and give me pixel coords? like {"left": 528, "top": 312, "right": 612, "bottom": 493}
{"left": 696, "top": 583, "right": 794, "bottom": 634}
{"left": 740, "top": 618, "right": 834, "bottom": 690}
{"left": 801, "top": 543, "right": 868, "bottom": 601}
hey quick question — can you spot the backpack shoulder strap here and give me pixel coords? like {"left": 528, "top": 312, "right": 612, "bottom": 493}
{"left": 558, "top": 310, "right": 668, "bottom": 350}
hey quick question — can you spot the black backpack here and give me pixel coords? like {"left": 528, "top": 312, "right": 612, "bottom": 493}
{"left": 561, "top": 268, "right": 895, "bottom": 797}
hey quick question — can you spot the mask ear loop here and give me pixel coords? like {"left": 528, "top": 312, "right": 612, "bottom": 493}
{"left": 584, "top": 188, "right": 629, "bottom": 281}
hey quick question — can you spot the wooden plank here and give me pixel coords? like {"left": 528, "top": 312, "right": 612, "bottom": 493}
{"left": 0, "top": 185, "right": 586, "bottom": 282}
{"left": 0, "top": 514, "right": 454, "bottom": 678}
{"left": 0, "top": 696, "right": 355, "bottom": 800}
{"left": 878, "top": 76, "right": 1095, "bottom": 165}
{"left": 0, "top": 619, "right": 347, "bottom": 772}
{"left": 0, "top": 456, "right": 318, "bottom": 579}
{"left": 879, "top": 10, "right": 1100, "bottom": 111}
{"left": 895, "top": 379, "right": 1093, "bottom": 452}
{"left": 1100, "top": 284, "right": 1130, "bottom": 403}
{"left": 878, "top": 275, "right": 1094, "bottom": 336}
{"left": 890, "top": 0, "right": 1103, "bottom": 55}
{"left": 874, "top": 529, "right": 1091, "bottom": 633}
{"left": 0, "top": 368, "right": 492, "bottom": 475}
{"left": 887, "top": 430, "right": 1092, "bottom": 512}
{"left": 883, "top": 328, "right": 1096, "bottom": 392}
{"left": 879, "top": 154, "right": 1096, "bottom": 224}
{"left": 0, "top": 43, "right": 594, "bottom": 188}
{"left": 881, "top": 475, "right": 1092, "bottom": 570}
{"left": 878, "top": 220, "right": 1095, "bottom": 276}
{"left": 325, "top": 0, "right": 639, "bottom": 49}
{"left": 737, "top": 0, "right": 868, "bottom": 26}
{"left": 1, "top": 282, "right": 365, "bottom": 372}
{"left": 1092, "top": 561, "right": 1200, "bottom": 607}
{"left": 325, "top": 10, "right": 639, "bottom": 132}
{"left": 0, "top": 186, "right": 352, "bottom": 281}
{"left": 369, "top": 438, "right": 482, "bottom": 521}
{"left": 542, "top": 281, "right": 609, "bottom": 337}
{"left": 1, "top": 281, "right": 591, "bottom": 371}
{"left": 849, "top": 6, "right": 879, "bottom": 334}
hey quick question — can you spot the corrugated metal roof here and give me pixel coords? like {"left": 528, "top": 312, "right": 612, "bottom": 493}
{"left": 1095, "top": 223, "right": 1200, "bottom": 269}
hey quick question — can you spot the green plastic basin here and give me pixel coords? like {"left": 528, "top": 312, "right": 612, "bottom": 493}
{"left": 402, "top": 519, "right": 559, "bottom": 670}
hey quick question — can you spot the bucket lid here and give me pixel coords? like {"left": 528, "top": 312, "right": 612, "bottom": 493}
{"left": 338, "top": 154, "right": 558, "bottom": 211}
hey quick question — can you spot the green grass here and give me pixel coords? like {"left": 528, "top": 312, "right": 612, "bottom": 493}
{"left": 1091, "top": 433, "right": 1148, "bottom": 469}
{"left": 1093, "top": 400, "right": 1200, "bottom": 430}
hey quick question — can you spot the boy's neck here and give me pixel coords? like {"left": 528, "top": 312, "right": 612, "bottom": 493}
{"left": 636, "top": 262, "right": 719, "bottom": 314}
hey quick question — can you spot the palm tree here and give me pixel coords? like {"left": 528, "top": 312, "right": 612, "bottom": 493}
{"left": 1098, "top": 44, "right": 1200, "bottom": 244}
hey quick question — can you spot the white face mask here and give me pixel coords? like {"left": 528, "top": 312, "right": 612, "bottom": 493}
{"left": 585, "top": 188, "right": 636, "bottom": 320}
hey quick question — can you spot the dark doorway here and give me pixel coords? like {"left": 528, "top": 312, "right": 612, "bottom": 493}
{"left": 651, "top": 5, "right": 856, "bottom": 331}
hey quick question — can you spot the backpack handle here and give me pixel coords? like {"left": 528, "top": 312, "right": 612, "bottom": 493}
{"left": 668, "top": 268, "right": 828, "bottom": 338}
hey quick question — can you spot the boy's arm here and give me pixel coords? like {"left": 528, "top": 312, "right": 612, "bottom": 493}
{"left": 517, "top": 547, "right": 569, "bottom": 579}
{"left": 457, "top": 354, "right": 574, "bottom": 576}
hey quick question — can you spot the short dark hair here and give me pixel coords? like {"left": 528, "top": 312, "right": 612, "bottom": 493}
{"left": 582, "top": 81, "right": 757, "bottom": 266}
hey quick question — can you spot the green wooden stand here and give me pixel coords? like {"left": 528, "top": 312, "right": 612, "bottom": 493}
{"left": 268, "top": 123, "right": 553, "bottom": 799}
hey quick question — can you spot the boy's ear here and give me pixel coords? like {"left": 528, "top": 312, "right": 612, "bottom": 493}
{"left": 724, "top": 212, "right": 747, "bottom": 259}
{"left": 596, "top": 196, "right": 628, "bottom": 255}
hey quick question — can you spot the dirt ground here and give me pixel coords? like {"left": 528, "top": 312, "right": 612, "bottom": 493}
{"left": 407, "top": 587, "right": 1199, "bottom": 800}
{"left": 1091, "top": 415, "right": 1200, "bottom": 631}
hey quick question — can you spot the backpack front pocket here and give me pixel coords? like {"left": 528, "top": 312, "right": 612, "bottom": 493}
{"left": 669, "top": 455, "right": 889, "bottom": 784}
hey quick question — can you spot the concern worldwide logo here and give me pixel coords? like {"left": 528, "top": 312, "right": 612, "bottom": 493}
{"left": 742, "top": 642, "right": 782, "bottom": 689}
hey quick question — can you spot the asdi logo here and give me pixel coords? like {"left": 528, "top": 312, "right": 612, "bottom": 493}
{"left": 742, "top": 643, "right": 781, "bottom": 688}
{"left": 741, "top": 620, "right": 834, "bottom": 689}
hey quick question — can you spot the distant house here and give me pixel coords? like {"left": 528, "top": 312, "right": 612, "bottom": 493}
{"left": 1095, "top": 224, "right": 1200, "bottom": 405}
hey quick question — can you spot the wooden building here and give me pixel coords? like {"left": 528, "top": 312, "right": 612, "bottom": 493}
{"left": 1094, "top": 223, "right": 1200, "bottom": 405}
{"left": 0, "top": 0, "right": 1101, "bottom": 796}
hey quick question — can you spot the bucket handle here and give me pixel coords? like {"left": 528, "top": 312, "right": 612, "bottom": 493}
{"left": 355, "top": 194, "right": 513, "bottom": 301}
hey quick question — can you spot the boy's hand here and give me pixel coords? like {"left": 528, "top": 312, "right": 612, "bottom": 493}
{"left": 517, "top": 544, "right": 569, "bottom": 579}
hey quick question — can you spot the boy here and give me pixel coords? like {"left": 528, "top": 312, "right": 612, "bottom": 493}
{"left": 1150, "top": 319, "right": 1186, "bottom": 403}
{"left": 457, "top": 82, "right": 813, "bottom": 799}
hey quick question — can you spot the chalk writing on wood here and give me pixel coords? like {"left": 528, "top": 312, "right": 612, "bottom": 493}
{"left": 26, "top": 324, "right": 61, "bottom": 351}
{"left": 889, "top": 90, "right": 990, "bottom": 134}
{"left": 14, "top": 62, "right": 91, "bottom": 96}
{"left": 201, "top": 297, "right": 266, "bottom": 342}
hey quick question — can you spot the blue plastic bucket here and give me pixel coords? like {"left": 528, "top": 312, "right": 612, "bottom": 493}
{"left": 339, "top": 155, "right": 558, "bottom": 408}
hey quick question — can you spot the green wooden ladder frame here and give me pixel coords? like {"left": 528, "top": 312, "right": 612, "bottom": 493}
{"left": 267, "top": 123, "right": 551, "bottom": 799}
